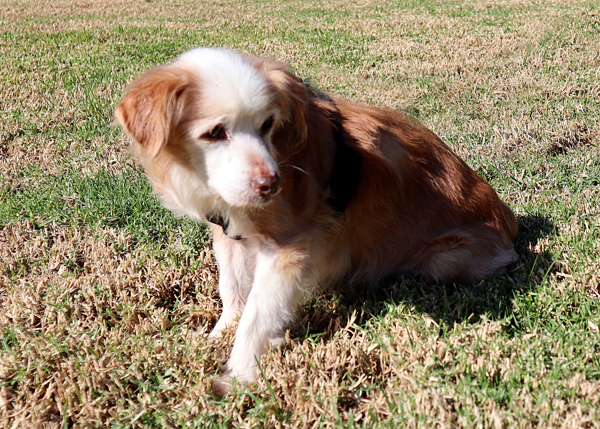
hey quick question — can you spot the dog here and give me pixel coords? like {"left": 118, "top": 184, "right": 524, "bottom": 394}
{"left": 115, "top": 48, "right": 518, "bottom": 395}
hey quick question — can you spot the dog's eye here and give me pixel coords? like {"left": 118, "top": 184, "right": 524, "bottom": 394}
{"left": 201, "top": 125, "right": 227, "bottom": 141}
{"left": 259, "top": 117, "right": 275, "bottom": 136}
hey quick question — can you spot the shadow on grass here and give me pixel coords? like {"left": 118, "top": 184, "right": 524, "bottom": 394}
{"left": 297, "top": 213, "right": 556, "bottom": 338}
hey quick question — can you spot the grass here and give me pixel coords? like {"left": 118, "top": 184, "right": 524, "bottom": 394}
{"left": 1, "top": 0, "right": 600, "bottom": 427}
{"left": 0, "top": 166, "right": 210, "bottom": 254}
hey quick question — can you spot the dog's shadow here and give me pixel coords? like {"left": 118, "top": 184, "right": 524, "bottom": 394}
{"left": 295, "top": 213, "right": 556, "bottom": 339}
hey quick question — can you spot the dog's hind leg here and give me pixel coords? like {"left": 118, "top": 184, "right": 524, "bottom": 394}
{"left": 209, "top": 228, "right": 256, "bottom": 338}
{"left": 411, "top": 227, "right": 518, "bottom": 284}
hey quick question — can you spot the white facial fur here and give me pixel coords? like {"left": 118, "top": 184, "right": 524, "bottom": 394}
{"left": 176, "top": 49, "right": 281, "bottom": 209}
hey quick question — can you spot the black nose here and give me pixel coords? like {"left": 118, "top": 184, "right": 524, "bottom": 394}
{"left": 251, "top": 172, "right": 280, "bottom": 198}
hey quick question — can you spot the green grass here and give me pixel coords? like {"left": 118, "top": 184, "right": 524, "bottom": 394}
{"left": 0, "top": 166, "right": 209, "bottom": 252}
{"left": 1, "top": 0, "right": 600, "bottom": 427}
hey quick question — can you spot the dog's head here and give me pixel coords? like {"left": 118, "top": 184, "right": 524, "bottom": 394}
{"left": 115, "top": 48, "right": 308, "bottom": 212}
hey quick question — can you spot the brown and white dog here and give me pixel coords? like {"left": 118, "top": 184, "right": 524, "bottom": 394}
{"left": 115, "top": 48, "right": 518, "bottom": 394}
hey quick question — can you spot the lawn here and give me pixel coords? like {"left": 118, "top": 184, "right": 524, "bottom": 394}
{"left": 1, "top": 0, "right": 600, "bottom": 427}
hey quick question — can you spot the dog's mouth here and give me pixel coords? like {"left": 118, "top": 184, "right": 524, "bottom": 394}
{"left": 252, "top": 187, "right": 281, "bottom": 206}
{"left": 264, "top": 184, "right": 283, "bottom": 200}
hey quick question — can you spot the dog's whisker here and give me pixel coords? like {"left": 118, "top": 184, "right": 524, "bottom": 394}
{"left": 280, "top": 164, "right": 310, "bottom": 176}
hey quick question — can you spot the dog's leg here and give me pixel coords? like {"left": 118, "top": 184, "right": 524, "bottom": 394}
{"left": 209, "top": 229, "right": 255, "bottom": 338}
{"left": 213, "top": 244, "right": 309, "bottom": 395}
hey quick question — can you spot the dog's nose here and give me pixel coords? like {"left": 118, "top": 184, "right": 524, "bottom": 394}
{"left": 251, "top": 172, "right": 280, "bottom": 198}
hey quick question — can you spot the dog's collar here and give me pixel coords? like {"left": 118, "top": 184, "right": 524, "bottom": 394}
{"left": 302, "top": 80, "right": 361, "bottom": 215}
{"left": 327, "top": 113, "right": 361, "bottom": 215}
{"left": 206, "top": 213, "right": 242, "bottom": 240}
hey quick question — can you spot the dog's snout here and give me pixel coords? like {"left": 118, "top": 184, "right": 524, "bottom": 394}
{"left": 251, "top": 172, "right": 280, "bottom": 198}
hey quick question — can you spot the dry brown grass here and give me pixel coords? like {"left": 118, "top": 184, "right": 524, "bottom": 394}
{"left": 0, "top": 221, "right": 221, "bottom": 427}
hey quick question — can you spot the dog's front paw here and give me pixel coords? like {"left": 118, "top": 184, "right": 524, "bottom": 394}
{"left": 212, "top": 372, "right": 235, "bottom": 397}
{"left": 207, "top": 326, "right": 224, "bottom": 339}
{"left": 269, "top": 335, "right": 286, "bottom": 349}
{"left": 212, "top": 365, "right": 259, "bottom": 397}
{"left": 212, "top": 372, "right": 253, "bottom": 397}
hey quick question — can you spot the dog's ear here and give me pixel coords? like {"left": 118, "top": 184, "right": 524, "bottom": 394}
{"left": 262, "top": 61, "right": 308, "bottom": 139}
{"left": 115, "top": 66, "right": 190, "bottom": 158}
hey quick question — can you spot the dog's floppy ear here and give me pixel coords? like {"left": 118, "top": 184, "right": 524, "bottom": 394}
{"left": 262, "top": 61, "right": 309, "bottom": 139}
{"left": 115, "top": 66, "right": 190, "bottom": 158}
